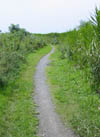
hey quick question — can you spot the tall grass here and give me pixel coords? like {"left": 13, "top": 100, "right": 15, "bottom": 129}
{"left": 57, "top": 7, "right": 100, "bottom": 93}
{"left": 0, "top": 24, "right": 49, "bottom": 88}
{"left": 0, "top": 24, "right": 52, "bottom": 136}
{"left": 46, "top": 7, "right": 100, "bottom": 137}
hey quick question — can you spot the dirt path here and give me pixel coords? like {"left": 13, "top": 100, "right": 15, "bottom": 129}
{"left": 34, "top": 47, "right": 76, "bottom": 137}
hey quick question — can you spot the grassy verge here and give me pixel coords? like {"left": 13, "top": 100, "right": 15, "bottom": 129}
{"left": 47, "top": 48, "right": 100, "bottom": 137}
{"left": 0, "top": 45, "right": 51, "bottom": 137}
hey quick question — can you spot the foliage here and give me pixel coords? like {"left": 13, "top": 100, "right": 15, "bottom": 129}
{"left": 57, "top": 7, "right": 100, "bottom": 93}
{"left": 46, "top": 7, "right": 100, "bottom": 137}
{"left": 0, "top": 46, "right": 51, "bottom": 137}
{"left": 90, "top": 7, "right": 100, "bottom": 92}
{"left": 47, "top": 49, "right": 100, "bottom": 137}
{"left": 0, "top": 24, "right": 49, "bottom": 87}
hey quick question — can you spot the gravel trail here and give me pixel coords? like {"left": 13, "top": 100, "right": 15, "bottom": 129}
{"left": 34, "top": 47, "right": 76, "bottom": 137}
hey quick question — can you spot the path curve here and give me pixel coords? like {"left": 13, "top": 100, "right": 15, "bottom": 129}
{"left": 34, "top": 47, "right": 76, "bottom": 137}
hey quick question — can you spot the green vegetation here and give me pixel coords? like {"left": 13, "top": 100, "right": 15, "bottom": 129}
{"left": 0, "top": 24, "right": 48, "bottom": 87}
{"left": 0, "top": 45, "right": 51, "bottom": 137}
{"left": 47, "top": 49, "right": 100, "bottom": 137}
{"left": 0, "top": 24, "right": 52, "bottom": 137}
{"left": 47, "top": 7, "right": 100, "bottom": 137}
{"left": 1, "top": 6, "right": 100, "bottom": 137}
{"left": 57, "top": 7, "right": 100, "bottom": 93}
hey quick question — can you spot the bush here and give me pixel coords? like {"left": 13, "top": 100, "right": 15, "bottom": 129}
{"left": 0, "top": 25, "right": 49, "bottom": 87}
{"left": 57, "top": 7, "right": 100, "bottom": 93}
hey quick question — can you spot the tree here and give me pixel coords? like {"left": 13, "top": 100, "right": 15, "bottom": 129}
{"left": 9, "top": 24, "right": 20, "bottom": 33}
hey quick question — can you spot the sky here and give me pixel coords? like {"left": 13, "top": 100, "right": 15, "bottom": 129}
{"left": 0, "top": 0, "right": 100, "bottom": 33}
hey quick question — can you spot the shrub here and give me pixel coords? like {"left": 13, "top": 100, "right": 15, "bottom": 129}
{"left": 0, "top": 25, "right": 49, "bottom": 87}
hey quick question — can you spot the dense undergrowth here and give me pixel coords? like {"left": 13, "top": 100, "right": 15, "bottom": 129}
{"left": 47, "top": 7, "right": 100, "bottom": 137}
{"left": 0, "top": 24, "right": 52, "bottom": 137}
{"left": 0, "top": 24, "right": 49, "bottom": 87}
{"left": 57, "top": 7, "right": 100, "bottom": 93}
{"left": 0, "top": 45, "right": 51, "bottom": 137}
{"left": 47, "top": 49, "right": 100, "bottom": 137}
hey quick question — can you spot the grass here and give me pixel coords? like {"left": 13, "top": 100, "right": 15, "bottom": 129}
{"left": 0, "top": 45, "right": 52, "bottom": 137}
{"left": 47, "top": 48, "right": 100, "bottom": 137}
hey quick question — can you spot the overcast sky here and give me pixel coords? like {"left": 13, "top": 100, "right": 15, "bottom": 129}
{"left": 0, "top": 0, "right": 100, "bottom": 33}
